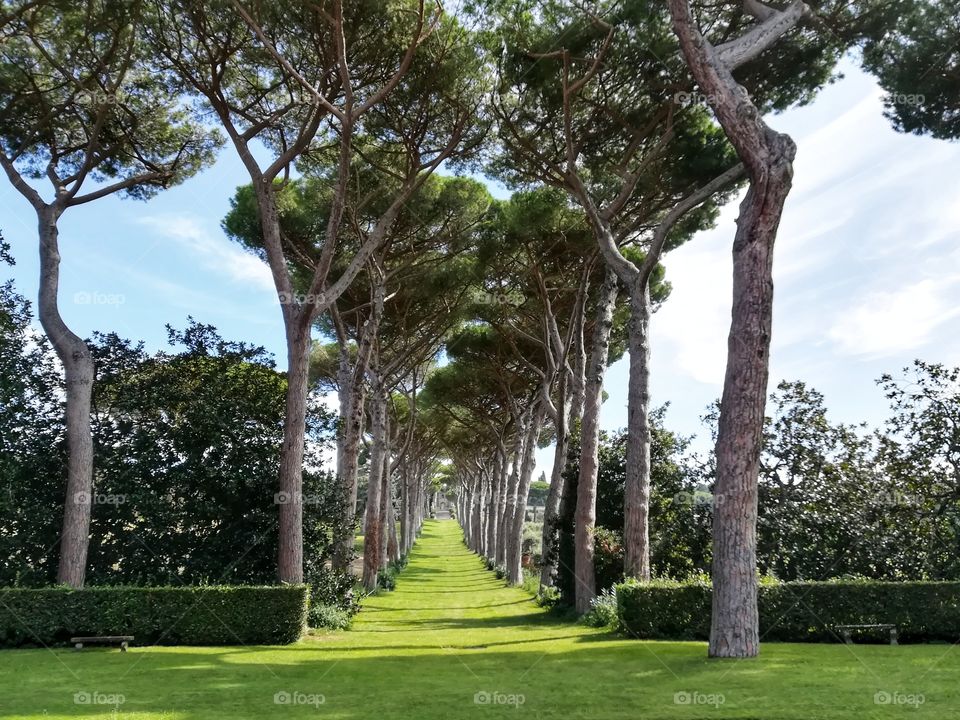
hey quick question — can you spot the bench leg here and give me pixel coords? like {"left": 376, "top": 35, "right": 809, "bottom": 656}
{"left": 121, "top": 642, "right": 128, "bottom": 652}
{"left": 74, "top": 643, "right": 83, "bottom": 650}
{"left": 890, "top": 629, "right": 898, "bottom": 646}
{"left": 842, "top": 630, "right": 852, "bottom": 645}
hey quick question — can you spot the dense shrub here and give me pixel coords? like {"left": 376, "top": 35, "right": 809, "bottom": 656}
{"left": 377, "top": 556, "right": 409, "bottom": 592}
{"left": 308, "top": 604, "right": 353, "bottom": 631}
{"left": 307, "top": 568, "right": 359, "bottom": 617}
{"left": 581, "top": 586, "right": 619, "bottom": 628}
{"left": 616, "top": 579, "right": 960, "bottom": 643}
{"left": 0, "top": 586, "right": 308, "bottom": 647}
{"left": 593, "top": 527, "right": 625, "bottom": 593}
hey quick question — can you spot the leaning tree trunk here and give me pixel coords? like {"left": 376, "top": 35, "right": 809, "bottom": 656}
{"left": 624, "top": 285, "right": 653, "bottom": 579}
{"left": 498, "top": 433, "right": 522, "bottom": 567}
{"left": 574, "top": 268, "right": 618, "bottom": 613}
{"left": 38, "top": 207, "right": 95, "bottom": 589}
{"left": 362, "top": 387, "right": 388, "bottom": 591}
{"left": 540, "top": 383, "right": 571, "bottom": 588}
{"left": 333, "top": 368, "right": 367, "bottom": 571}
{"left": 486, "top": 450, "right": 502, "bottom": 561}
{"left": 507, "top": 404, "right": 545, "bottom": 584}
{"left": 670, "top": 0, "right": 800, "bottom": 658}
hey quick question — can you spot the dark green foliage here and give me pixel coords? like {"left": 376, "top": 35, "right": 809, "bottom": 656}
{"left": 861, "top": 0, "right": 960, "bottom": 141}
{"left": 0, "top": 271, "right": 67, "bottom": 586}
{"left": 0, "top": 586, "right": 308, "bottom": 647}
{"left": 377, "top": 556, "right": 410, "bottom": 592}
{"left": 307, "top": 567, "right": 359, "bottom": 618}
{"left": 616, "top": 579, "right": 960, "bottom": 643}
{"left": 0, "top": 302, "right": 346, "bottom": 588}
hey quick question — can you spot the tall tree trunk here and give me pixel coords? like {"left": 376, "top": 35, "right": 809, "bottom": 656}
{"left": 624, "top": 285, "right": 652, "bottom": 579}
{"left": 38, "top": 207, "right": 94, "bottom": 589}
{"left": 362, "top": 386, "right": 388, "bottom": 591}
{"left": 670, "top": 0, "right": 799, "bottom": 658}
{"left": 574, "top": 268, "right": 618, "bottom": 613}
{"left": 277, "top": 321, "right": 311, "bottom": 584}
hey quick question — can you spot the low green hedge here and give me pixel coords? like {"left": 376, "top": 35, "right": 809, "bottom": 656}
{"left": 616, "top": 579, "right": 960, "bottom": 643}
{"left": 0, "top": 585, "right": 309, "bottom": 647}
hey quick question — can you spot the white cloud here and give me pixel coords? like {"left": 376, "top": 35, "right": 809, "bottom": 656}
{"left": 138, "top": 215, "right": 275, "bottom": 291}
{"left": 828, "top": 278, "right": 960, "bottom": 358}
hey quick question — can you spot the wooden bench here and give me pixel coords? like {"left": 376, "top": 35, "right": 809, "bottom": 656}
{"left": 71, "top": 635, "right": 134, "bottom": 652}
{"left": 835, "top": 624, "right": 897, "bottom": 645}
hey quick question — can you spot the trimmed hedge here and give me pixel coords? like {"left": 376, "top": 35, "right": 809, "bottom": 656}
{"left": 0, "top": 585, "right": 308, "bottom": 648}
{"left": 616, "top": 579, "right": 960, "bottom": 643}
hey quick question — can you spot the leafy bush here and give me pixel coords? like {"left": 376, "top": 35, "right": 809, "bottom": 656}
{"left": 377, "top": 556, "right": 409, "bottom": 592}
{"left": 536, "top": 586, "right": 561, "bottom": 609}
{"left": 494, "top": 565, "right": 507, "bottom": 580}
{"left": 581, "top": 586, "right": 619, "bottom": 628}
{"left": 593, "top": 527, "right": 625, "bottom": 594}
{"left": 0, "top": 586, "right": 308, "bottom": 647}
{"left": 616, "top": 579, "right": 960, "bottom": 643}
{"left": 308, "top": 604, "right": 352, "bottom": 631}
{"left": 307, "top": 567, "right": 359, "bottom": 617}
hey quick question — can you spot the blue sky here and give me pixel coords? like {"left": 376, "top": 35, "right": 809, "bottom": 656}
{"left": 2, "top": 62, "right": 958, "bottom": 476}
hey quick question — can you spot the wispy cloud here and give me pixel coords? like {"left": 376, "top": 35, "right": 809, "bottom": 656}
{"left": 828, "top": 277, "right": 960, "bottom": 358}
{"left": 138, "top": 215, "right": 275, "bottom": 291}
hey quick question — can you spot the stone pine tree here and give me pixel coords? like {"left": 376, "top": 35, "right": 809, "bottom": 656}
{"left": 0, "top": 0, "right": 218, "bottom": 587}
{"left": 150, "top": 0, "right": 483, "bottom": 582}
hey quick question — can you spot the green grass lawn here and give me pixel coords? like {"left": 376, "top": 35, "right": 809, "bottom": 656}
{"left": 2, "top": 520, "right": 958, "bottom": 719}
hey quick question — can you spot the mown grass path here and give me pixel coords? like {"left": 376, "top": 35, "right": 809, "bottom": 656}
{"left": 2, "top": 520, "right": 959, "bottom": 718}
